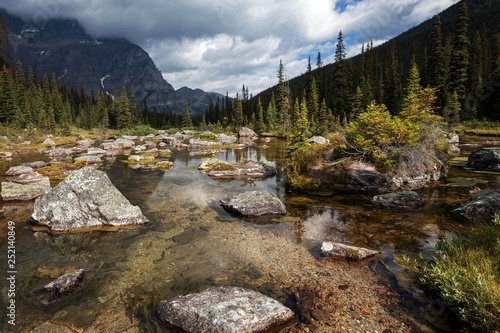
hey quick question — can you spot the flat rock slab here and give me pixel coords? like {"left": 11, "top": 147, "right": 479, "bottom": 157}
{"left": 1, "top": 176, "right": 51, "bottom": 201}
{"left": 31, "top": 166, "right": 148, "bottom": 231}
{"left": 467, "top": 147, "right": 500, "bottom": 172}
{"left": 321, "top": 241, "right": 381, "bottom": 261}
{"left": 5, "top": 165, "right": 34, "bottom": 176}
{"left": 452, "top": 190, "right": 500, "bottom": 223}
{"left": 201, "top": 159, "right": 276, "bottom": 180}
{"left": 34, "top": 269, "right": 85, "bottom": 304}
{"left": 220, "top": 190, "right": 286, "bottom": 216}
{"left": 157, "top": 286, "right": 294, "bottom": 333}
{"left": 372, "top": 191, "right": 423, "bottom": 209}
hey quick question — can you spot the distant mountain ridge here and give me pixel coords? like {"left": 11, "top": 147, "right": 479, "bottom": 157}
{"left": 1, "top": 9, "right": 222, "bottom": 116}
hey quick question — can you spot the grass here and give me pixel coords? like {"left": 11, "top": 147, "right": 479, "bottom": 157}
{"left": 454, "top": 121, "right": 500, "bottom": 136}
{"left": 419, "top": 215, "right": 500, "bottom": 332}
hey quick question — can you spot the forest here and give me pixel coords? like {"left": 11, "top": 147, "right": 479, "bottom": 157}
{"left": 0, "top": 0, "right": 499, "bottom": 137}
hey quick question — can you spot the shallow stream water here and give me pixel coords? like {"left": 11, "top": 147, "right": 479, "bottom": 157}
{"left": 0, "top": 135, "right": 498, "bottom": 332}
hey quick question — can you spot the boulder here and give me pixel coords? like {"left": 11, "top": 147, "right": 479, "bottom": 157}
{"left": 308, "top": 136, "right": 330, "bottom": 145}
{"left": 74, "top": 155, "right": 102, "bottom": 164}
{"left": 372, "top": 191, "right": 423, "bottom": 209}
{"left": 220, "top": 190, "right": 286, "bottom": 216}
{"left": 84, "top": 147, "right": 106, "bottom": 155}
{"left": 321, "top": 242, "right": 381, "bottom": 261}
{"left": 31, "top": 167, "right": 148, "bottom": 231}
{"left": 157, "top": 286, "right": 294, "bottom": 333}
{"left": 5, "top": 165, "right": 34, "bottom": 176}
{"left": 42, "top": 138, "right": 56, "bottom": 148}
{"left": 22, "top": 161, "right": 50, "bottom": 169}
{"left": 1, "top": 175, "right": 51, "bottom": 201}
{"left": 200, "top": 159, "right": 277, "bottom": 180}
{"left": 0, "top": 151, "right": 13, "bottom": 159}
{"left": 43, "top": 148, "right": 73, "bottom": 157}
{"left": 76, "top": 139, "right": 95, "bottom": 148}
{"left": 33, "top": 269, "right": 85, "bottom": 304}
{"left": 217, "top": 133, "right": 238, "bottom": 144}
{"left": 466, "top": 147, "right": 500, "bottom": 172}
{"left": 452, "top": 190, "right": 500, "bottom": 223}
{"left": 238, "top": 127, "right": 258, "bottom": 138}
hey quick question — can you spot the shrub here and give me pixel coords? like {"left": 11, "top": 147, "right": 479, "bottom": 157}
{"left": 121, "top": 125, "right": 157, "bottom": 137}
{"left": 420, "top": 216, "right": 500, "bottom": 332}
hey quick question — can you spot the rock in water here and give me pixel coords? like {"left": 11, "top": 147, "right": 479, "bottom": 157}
{"left": 372, "top": 191, "right": 423, "bottom": 209}
{"left": 466, "top": 147, "right": 500, "bottom": 172}
{"left": 238, "top": 127, "right": 258, "bottom": 138}
{"left": 157, "top": 286, "right": 294, "bottom": 333}
{"left": 452, "top": 190, "right": 500, "bottom": 223}
{"left": 220, "top": 190, "right": 286, "bottom": 216}
{"left": 34, "top": 269, "right": 85, "bottom": 304}
{"left": 31, "top": 167, "right": 148, "bottom": 231}
{"left": 321, "top": 242, "right": 381, "bottom": 261}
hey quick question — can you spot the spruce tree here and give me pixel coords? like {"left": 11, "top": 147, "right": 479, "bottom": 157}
{"left": 317, "top": 98, "right": 330, "bottom": 136}
{"left": 255, "top": 97, "right": 266, "bottom": 134}
{"left": 448, "top": 0, "right": 469, "bottom": 115}
{"left": 331, "top": 31, "right": 348, "bottom": 124}
{"left": 349, "top": 86, "right": 364, "bottom": 122}
{"left": 427, "top": 15, "right": 447, "bottom": 105}
{"left": 276, "top": 60, "right": 290, "bottom": 133}
{"left": 265, "top": 93, "right": 276, "bottom": 131}
{"left": 117, "top": 86, "right": 132, "bottom": 130}
{"left": 181, "top": 100, "right": 193, "bottom": 129}
{"left": 232, "top": 95, "right": 244, "bottom": 127}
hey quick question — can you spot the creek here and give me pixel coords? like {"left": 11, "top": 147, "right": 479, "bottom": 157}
{"left": 0, "top": 135, "right": 498, "bottom": 332}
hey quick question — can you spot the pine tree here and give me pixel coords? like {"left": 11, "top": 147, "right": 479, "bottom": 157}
{"left": 427, "top": 15, "right": 447, "bottom": 107}
{"left": 129, "top": 85, "right": 141, "bottom": 125}
{"left": 443, "top": 90, "right": 461, "bottom": 126}
{"left": 96, "top": 91, "right": 108, "bottom": 133}
{"left": 448, "top": 0, "right": 469, "bottom": 115}
{"left": 232, "top": 95, "right": 244, "bottom": 127}
{"left": 255, "top": 97, "right": 266, "bottom": 134}
{"left": 317, "top": 98, "right": 330, "bottom": 135}
{"left": 290, "top": 98, "right": 310, "bottom": 146}
{"left": 276, "top": 60, "right": 290, "bottom": 133}
{"left": 331, "top": 31, "right": 348, "bottom": 123}
{"left": 400, "top": 58, "right": 423, "bottom": 117}
{"left": 265, "top": 92, "right": 276, "bottom": 131}
{"left": 181, "top": 100, "right": 193, "bottom": 129}
{"left": 383, "top": 42, "right": 402, "bottom": 115}
{"left": 117, "top": 86, "right": 131, "bottom": 130}
{"left": 349, "top": 86, "right": 364, "bottom": 122}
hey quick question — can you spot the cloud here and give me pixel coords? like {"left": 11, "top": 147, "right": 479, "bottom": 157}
{"left": 0, "top": 0, "right": 459, "bottom": 96}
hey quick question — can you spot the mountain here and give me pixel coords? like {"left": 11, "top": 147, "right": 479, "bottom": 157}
{"left": 0, "top": 14, "right": 10, "bottom": 68}
{"left": 1, "top": 9, "right": 221, "bottom": 116}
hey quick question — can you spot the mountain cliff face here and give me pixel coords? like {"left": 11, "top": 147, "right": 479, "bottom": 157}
{"left": 0, "top": 14, "right": 11, "bottom": 68}
{"left": 1, "top": 10, "right": 220, "bottom": 115}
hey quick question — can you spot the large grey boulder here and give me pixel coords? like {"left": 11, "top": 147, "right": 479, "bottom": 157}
{"left": 452, "top": 190, "right": 500, "bottom": 223}
{"left": 220, "top": 190, "right": 286, "bottom": 216}
{"left": 33, "top": 269, "right": 85, "bottom": 304}
{"left": 466, "top": 147, "right": 500, "bottom": 172}
{"left": 320, "top": 242, "right": 381, "bottom": 261}
{"left": 308, "top": 136, "right": 330, "bottom": 145}
{"left": 5, "top": 165, "right": 34, "bottom": 176}
{"left": 31, "top": 167, "right": 148, "bottom": 231}
{"left": 372, "top": 191, "right": 423, "bottom": 209}
{"left": 238, "top": 127, "right": 258, "bottom": 138}
{"left": 157, "top": 286, "right": 294, "bottom": 333}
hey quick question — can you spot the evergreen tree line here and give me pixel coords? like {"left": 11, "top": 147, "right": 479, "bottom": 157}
{"left": 0, "top": 60, "right": 204, "bottom": 133}
{"left": 205, "top": 0, "right": 499, "bottom": 134}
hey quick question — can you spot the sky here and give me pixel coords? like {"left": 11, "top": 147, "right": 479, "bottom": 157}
{"left": 1, "top": 0, "right": 459, "bottom": 97}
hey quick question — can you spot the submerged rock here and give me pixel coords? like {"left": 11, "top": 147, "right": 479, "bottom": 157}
{"left": 372, "top": 191, "right": 423, "bottom": 209}
{"left": 466, "top": 147, "right": 500, "bottom": 172}
{"left": 34, "top": 269, "right": 85, "bottom": 304}
{"left": 157, "top": 286, "right": 294, "bottom": 333}
{"left": 452, "top": 190, "right": 500, "bottom": 223}
{"left": 220, "top": 190, "right": 286, "bottom": 216}
{"left": 31, "top": 167, "right": 148, "bottom": 231}
{"left": 320, "top": 242, "right": 381, "bottom": 261}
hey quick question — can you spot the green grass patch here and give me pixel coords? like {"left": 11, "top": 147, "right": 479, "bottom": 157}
{"left": 420, "top": 216, "right": 500, "bottom": 332}
{"left": 455, "top": 121, "right": 500, "bottom": 136}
